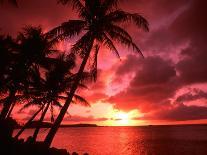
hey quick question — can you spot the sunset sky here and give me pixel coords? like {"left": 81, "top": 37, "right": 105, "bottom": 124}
{"left": 1, "top": 0, "right": 207, "bottom": 126}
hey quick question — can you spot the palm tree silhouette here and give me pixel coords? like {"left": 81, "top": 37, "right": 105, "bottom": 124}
{"left": 15, "top": 53, "right": 89, "bottom": 140}
{"left": 44, "top": 0, "right": 149, "bottom": 147}
{"left": 30, "top": 53, "right": 89, "bottom": 141}
{"left": 0, "top": 26, "right": 59, "bottom": 120}
{"left": 0, "top": 35, "right": 18, "bottom": 120}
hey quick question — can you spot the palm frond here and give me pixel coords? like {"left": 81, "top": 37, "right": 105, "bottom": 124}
{"left": 47, "top": 20, "right": 86, "bottom": 41}
{"left": 52, "top": 100, "right": 63, "bottom": 108}
{"left": 102, "top": 33, "right": 121, "bottom": 59}
{"left": 58, "top": 0, "right": 88, "bottom": 19}
{"left": 0, "top": 97, "right": 8, "bottom": 104}
{"left": 106, "top": 10, "right": 149, "bottom": 32}
{"left": 71, "top": 31, "right": 93, "bottom": 57}
{"left": 102, "top": 0, "right": 120, "bottom": 13}
{"left": 73, "top": 94, "right": 90, "bottom": 107}
{"left": 106, "top": 26, "right": 144, "bottom": 57}
{"left": 107, "top": 24, "right": 132, "bottom": 41}
{"left": 57, "top": 95, "right": 67, "bottom": 100}
{"left": 19, "top": 98, "right": 43, "bottom": 112}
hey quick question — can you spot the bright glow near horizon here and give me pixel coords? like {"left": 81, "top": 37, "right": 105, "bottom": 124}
{"left": 103, "top": 110, "right": 144, "bottom": 126}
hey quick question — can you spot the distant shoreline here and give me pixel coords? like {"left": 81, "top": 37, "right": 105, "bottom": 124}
{"left": 15, "top": 122, "right": 207, "bottom": 129}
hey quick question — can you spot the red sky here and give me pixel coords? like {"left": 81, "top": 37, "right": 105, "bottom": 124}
{"left": 1, "top": 0, "right": 207, "bottom": 126}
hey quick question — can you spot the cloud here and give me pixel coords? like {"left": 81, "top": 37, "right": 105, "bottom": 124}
{"left": 108, "top": 56, "right": 179, "bottom": 112}
{"left": 81, "top": 70, "right": 110, "bottom": 103}
{"left": 176, "top": 89, "right": 207, "bottom": 103}
{"left": 143, "top": 103, "right": 207, "bottom": 121}
{"left": 172, "top": 0, "right": 207, "bottom": 85}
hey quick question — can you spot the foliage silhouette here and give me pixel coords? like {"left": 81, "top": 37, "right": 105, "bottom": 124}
{"left": 15, "top": 53, "right": 89, "bottom": 140}
{"left": 0, "top": 26, "right": 59, "bottom": 120}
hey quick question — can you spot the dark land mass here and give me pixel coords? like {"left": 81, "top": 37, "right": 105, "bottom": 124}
{"left": 21, "top": 121, "right": 207, "bottom": 129}
{"left": 15, "top": 121, "right": 98, "bottom": 129}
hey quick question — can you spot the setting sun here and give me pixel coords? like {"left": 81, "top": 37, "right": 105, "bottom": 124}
{"left": 115, "top": 112, "right": 130, "bottom": 125}
{"left": 104, "top": 110, "right": 144, "bottom": 126}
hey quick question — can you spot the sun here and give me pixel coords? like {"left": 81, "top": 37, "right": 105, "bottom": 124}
{"left": 116, "top": 112, "right": 129, "bottom": 124}
{"left": 111, "top": 112, "right": 131, "bottom": 126}
{"left": 104, "top": 109, "right": 144, "bottom": 126}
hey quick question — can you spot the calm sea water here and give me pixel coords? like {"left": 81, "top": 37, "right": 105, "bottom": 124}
{"left": 14, "top": 125, "right": 207, "bottom": 155}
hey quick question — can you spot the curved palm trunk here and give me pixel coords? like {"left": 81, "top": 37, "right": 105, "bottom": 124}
{"left": 0, "top": 90, "right": 16, "bottom": 120}
{"left": 6, "top": 102, "right": 16, "bottom": 119}
{"left": 44, "top": 40, "right": 94, "bottom": 147}
{"left": 0, "top": 102, "right": 11, "bottom": 120}
{"left": 14, "top": 105, "right": 44, "bottom": 139}
{"left": 32, "top": 102, "right": 50, "bottom": 141}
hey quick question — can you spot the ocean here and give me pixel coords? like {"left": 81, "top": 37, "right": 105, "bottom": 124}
{"left": 14, "top": 125, "right": 207, "bottom": 155}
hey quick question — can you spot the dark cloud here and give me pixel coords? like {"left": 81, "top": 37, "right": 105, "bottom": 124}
{"left": 173, "top": 0, "right": 207, "bottom": 84}
{"left": 115, "top": 55, "right": 140, "bottom": 75}
{"left": 143, "top": 104, "right": 207, "bottom": 121}
{"left": 176, "top": 45, "right": 207, "bottom": 84}
{"left": 176, "top": 89, "right": 207, "bottom": 103}
{"left": 170, "top": 0, "right": 207, "bottom": 41}
{"left": 108, "top": 56, "right": 178, "bottom": 112}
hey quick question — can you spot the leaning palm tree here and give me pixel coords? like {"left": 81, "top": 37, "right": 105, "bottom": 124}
{"left": 44, "top": 0, "right": 149, "bottom": 146}
{"left": 30, "top": 54, "right": 89, "bottom": 141}
{"left": 15, "top": 53, "right": 89, "bottom": 140}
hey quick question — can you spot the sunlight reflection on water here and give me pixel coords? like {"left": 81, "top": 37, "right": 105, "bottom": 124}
{"left": 14, "top": 125, "right": 207, "bottom": 155}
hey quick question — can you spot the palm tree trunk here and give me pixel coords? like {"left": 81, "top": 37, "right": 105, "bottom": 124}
{"left": 0, "top": 90, "right": 15, "bottom": 120}
{"left": 32, "top": 102, "right": 50, "bottom": 141}
{"left": 14, "top": 105, "right": 44, "bottom": 139}
{"left": 6, "top": 102, "right": 16, "bottom": 119}
{"left": 44, "top": 40, "right": 94, "bottom": 147}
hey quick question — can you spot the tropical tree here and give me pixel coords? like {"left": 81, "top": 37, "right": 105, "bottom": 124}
{"left": 0, "top": 26, "right": 59, "bottom": 120}
{"left": 15, "top": 53, "right": 89, "bottom": 140}
{"left": 30, "top": 53, "right": 89, "bottom": 141}
{"left": 0, "top": 35, "right": 18, "bottom": 120}
{"left": 44, "top": 0, "right": 149, "bottom": 147}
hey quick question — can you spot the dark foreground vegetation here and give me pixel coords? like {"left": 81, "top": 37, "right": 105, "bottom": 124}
{"left": 0, "top": 118, "right": 89, "bottom": 155}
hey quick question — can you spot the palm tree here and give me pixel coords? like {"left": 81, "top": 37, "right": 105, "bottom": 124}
{"left": 44, "top": 0, "right": 149, "bottom": 147}
{"left": 30, "top": 54, "right": 89, "bottom": 141}
{"left": 0, "top": 35, "right": 18, "bottom": 120}
{"left": 15, "top": 53, "right": 89, "bottom": 140}
{"left": 0, "top": 26, "right": 59, "bottom": 120}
